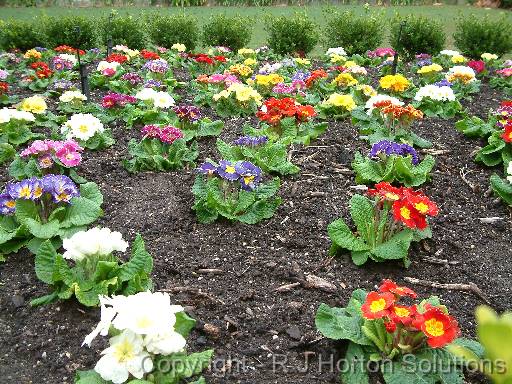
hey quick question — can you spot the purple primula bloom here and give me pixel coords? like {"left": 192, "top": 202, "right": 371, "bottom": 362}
{"left": 173, "top": 105, "right": 202, "bottom": 123}
{"left": 0, "top": 69, "right": 8, "bottom": 80}
{"left": 369, "top": 140, "right": 419, "bottom": 165}
{"left": 35, "top": 47, "right": 47, "bottom": 52}
{"left": 292, "top": 71, "right": 310, "bottom": 82}
{"left": 52, "top": 57, "right": 74, "bottom": 71}
{"left": 143, "top": 59, "right": 169, "bottom": 74}
{"left": 51, "top": 79, "right": 74, "bottom": 91}
{"left": 197, "top": 162, "right": 217, "bottom": 176}
{"left": 38, "top": 153, "right": 54, "bottom": 169}
{"left": 42, "top": 175, "right": 79, "bottom": 203}
{"left": 235, "top": 161, "right": 262, "bottom": 191}
{"left": 434, "top": 79, "right": 453, "bottom": 88}
{"left": 233, "top": 136, "right": 268, "bottom": 147}
{"left": 0, "top": 191, "right": 16, "bottom": 216}
{"left": 216, "top": 160, "right": 240, "bottom": 181}
{"left": 417, "top": 59, "right": 432, "bottom": 67}
{"left": 144, "top": 79, "right": 162, "bottom": 89}
{"left": 415, "top": 53, "right": 431, "bottom": 60}
{"left": 7, "top": 179, "right": 36, "bottom": 200}
{"left": 121, "top": 72, "right": 143, "bottom": 85}
{"left": 89, "top": 48, "right": 101, "bottom": 55}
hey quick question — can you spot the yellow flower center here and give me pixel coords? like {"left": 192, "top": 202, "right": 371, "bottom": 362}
{"left": 415, "top": 202, "right": 429, "bottom": 214}
{"left": 57, "top": 192, "right": 69, "bottom": 201}
{"left": 243, "top": 175, "right": 255, "bottom": 185}
{"left": 394, "top": 307, "right": 410, "bottom": 317}
{"left": 6, "top": 200, "right": 15, "bottom": 208}
{"left": 113, "top": 339, "right": 136, "bottom": 363}
{"left": 400, "top": 206, "right": 411, "bottom": 219}
{"left": 385, "top": 192, "right": 399, "bottom": 200}
{"left": 79, "top": 124, "right": 89, "bottom": 133}
{"left": 424, "top": 318, "right": 445, "bottom": 337}
{"left": 19, "top": 186, "right": 31, "bottom": 198}
{"left": 33, "top": 186, "right": 43, "bottom": 198}
{"left": 136, "top": 317, "right": 152, "bottom": 329}
{"left": 225, "top": 165, "right": 236, "bottom": 174}
{"left": 370, "top": 298, "right": 386, "bottom": 313}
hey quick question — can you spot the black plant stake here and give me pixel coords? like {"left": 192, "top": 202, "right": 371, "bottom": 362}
{"left": 74, "top": 26, "right": 90, "bottom": 100}
{"left": 392, "top": 21, "right": 406, "bottom": 75}
{"left": 107, "top": 12, "right": 114, "bottom": 57}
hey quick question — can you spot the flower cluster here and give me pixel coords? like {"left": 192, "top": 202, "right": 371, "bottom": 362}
{"left": 59, "top": 90, "right": 87, "bottom": 103}
{"left": 362, "top": 279, "right": 460, "bottom": 348}
{"left": 272, "top": 80, "right": 306, "bottom": 96}
{"left": 446, "top": 66, "right": 476, "bottom": 84}
{"left": 253, "top": 74, "right": 284, "bottom": 87}
{"left": 20, "top": 139, "right": 84, "bottom": 168}
{"left": 305, "top": 69, "right": 328, "bottom": 87}
{"left": 0, "top": 81, "right": 8, "bottom": 95}
{"left": 496, "top": 101, "right": 512, "bottom": 142}
{"left": 135, "top": 88, "right": 175, "bottom": 109}
{"left": 62, "top": 227, "right": 129, "bottom": 262}
{"left": 51, "top": 54, "right": 76, "bottom": 70}
{"left": 141, "top": 49, "right": 160, "bottom": 60}
{"left": 141, "top": 124, "right": 184, "bottom": 144}
{"left": 143, "top": 58, "right": 169, "bottom": 74}
{"left": 172, "top": 105, "right": 202, "bottom": 123}
{"left": 365, "top": 94, "right": 404, "bottom": 114}
{"left": 467, "top": 60, "right": 485, "bottom": 74}
{"left": 20, "top": 95, "right": 47, "bottom": 114}
{"left": 82, "top": 291, "right": 187, "bottom": 383}
{"left": 61, "top": 113, "right": 105, "bottom": 141}
{"left": 367, "top": 47, "right": 395, "bottom": 58}
{"left": 213, "top": 83, "right": 262, "bottom": 104}
{"left": 257, "top": 97, "right": 316, "bottom": 125}
{"left": 102, "top": 92, "right": 137, "bottom": 109}
{"left": 332, "top": 73, "right": 358, "bottom": 88}
{"left": 30, "top": 61, "right": 53, "bottom": 79}
{"left": 228, "top": 64, "right": 253, "bottom": 77}
{"left": 414, "top": 84, "right": 456, "bottom": 102}
{"left": 0, "top": 174, "right": 79, "bottom": 215}
{"left": 368, "top": 182, "right": 438, "bottom": 229}
{"left": 369, "top": 140, "right": 419, "bottom": 165}
{"left": 189, "top": 53, "right": 226, "bottom": 66}
{"left": 233, "top": 135, "right": 268, "bottom": 146}
{"left": 50, "top": 79, "right": 74, "bottom": 92}
{"left": 378, "top": 102, "right": 424, "bottom": 124}
{"left": 120, "top": 72, "right": 143, "bottom": 85}
{"left": 379, "top": 74, "right": 411, "bottom": 93}
{"left": 55, "top": 45, "right": 85, "bottom": 55}
{"left": 106, "top": 53, "right": 129, "bottom": 64}
{"left": 196, "top": 73, "right": 240, "bottom": 86}
{"left": 97, "top": 61, "right": 121, "bottom": 76}
{"left": 417, "top": 63, "right": 443, "bottom": 74}
{"left": 322, "top": 93, "right": 356, "bottom": 111}
{"left": 0, "top": 107, "right": 35, "bottom": 123}
{"left": 198, "top": 160, "right": 262, "bottom": 191}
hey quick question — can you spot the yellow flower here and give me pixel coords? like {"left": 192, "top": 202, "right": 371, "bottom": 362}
{"left": 229, "top": 64, "right": 253, "bottom": 77}
{"left": 24, "top": 49, "right": 42, "bottom": 59}
{"left": 294, "top": 58, "right": 311, "bottom": 66}
{"left": 481, "top": 52, "right": 498, "bottom": 61}
{"left": 344, "top": 61, "right": 357, "bottom": 68}
{"left": 244, "top": 58, "right": 257, "bottom": 67}
{"left": 171, "top": 43, "right": 186, "bottom": 52}
{"left": 330, "top": 54, "right": 346, "bottom": 64}
{"left": 238, "top": 48, "right": 255, "bottom": 56}
{"left": 255, "top": 74, "right": 284, "bottom": 87}
{"left": 20, "top": 95, "right": 47, "bottom": 114}
{"left": 332, "top": 73, "right": 358, "bottom": 88}
{"left": 213, "top": 89, "right": 231, "bottom": 101}
{"left": 324, "top": 93, "right": 356, "bottom": 111}
{"left": 417, "top": 64, "right": 443, "bottom": 74}
{"left": 451, "top": 55, "right": 466, "bottom": 64}
{"left": 357, "top": 84, "right": 377, "bottom": 97}
{"left": 379, "top": 74, "right": 410, "bottom": 93}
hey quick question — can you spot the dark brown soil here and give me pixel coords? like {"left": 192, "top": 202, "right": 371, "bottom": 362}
{"left": 0, "top": 71, "right": 511, "bottom": 384}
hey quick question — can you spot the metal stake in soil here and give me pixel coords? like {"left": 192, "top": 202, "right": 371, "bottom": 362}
{"left": 74, "top": 26, "right": 90, "bottom": 100}
{"left": 392, "top": 21, "right": 406, "bottom": 75}
{"left": 107, "top": 12, "right": 114, "bottom": 57}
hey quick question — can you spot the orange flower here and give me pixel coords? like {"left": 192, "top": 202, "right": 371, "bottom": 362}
{"left": 418, "top": 307, "right": 460, "bottom": 348}
{"left": 379, "top": 279, "right": 417, "bottom": 299}
{"left": 368, "top": 182, "right": 402, "bottom": 201}
{"left": 361, "top": 291, "right": 395, "bottom": 319}
{"left": 196, "top": 74, "right": 209, "bottom": 84}
{"left": 502, "top": 123, "right": 512, "bottom": 143}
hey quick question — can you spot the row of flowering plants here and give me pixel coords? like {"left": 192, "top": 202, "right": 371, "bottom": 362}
{"left": 315, "top": 280, "right": 482, "bottom": 384}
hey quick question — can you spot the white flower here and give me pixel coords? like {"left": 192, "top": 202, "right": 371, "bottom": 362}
{"left": 0, "top": 108, "right": 35, "bottom": 124}
{"left": 82, "top": 296, "right": 118, "bottom": 347}
{"left": 62, "top": 227, "right": 128, "bottom": 262}
{"left": 414, "top": 84, "right": 455, "bottom": 102}
{"left": 326, "top": 47, "right": 347, "bottom": 57}
{"left": 507, "top": 161, "right": 512, "bottom": 184}
{"left": 152, "top": 91, "right": 175, "bottom": 109}
{"left": 144, "top": 331, "right": 187, "bottom": 355}
{"left": 364, "top": 94, "right": 404, "bottom": 114}
{"left": 349, "top": 65, "right": 367, "bottom": 75}
{"left": 61, "top": 113, "right": 104, "bottom": 141}
{"left": 58, "top": 53, "right": 78, "bottom": 66}
{"left": 440, "top": 49, "right": 460, "bottom": 56}
{"left": 481, "top": 52, "right": 498, "bottom": 61}
{"left": 135, "top": 88, "right": 158, "bottom": 101}
{"left": 171, "top": 43, "right": 186, "bottom": 52}
{"left": 97, "top": 61, "right": 121, "bottom": 72}
{"left": 95, "top": 330, "right": 153, "bottom": 384}
{"left": 59, "top": 90, "right": 87, "bottom": 103}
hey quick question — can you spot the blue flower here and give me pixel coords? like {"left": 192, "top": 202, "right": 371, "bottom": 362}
{"left": 434, "top": 79, "right": 453, "bottom": 88}
{"left": 42, "top": 175, "right": 79, "bottom": 203}
{"left": 0, "top": 192, "right": 16, "bottom": 215}
{"left": 233, "top": 136, "right": 268, "bottom": 147}
{"left": 369, "top": 140, "right": 419, "bottom": 165}
{"left": 197, "top": 161, "right": 217, "bottom": 176}
{"left": 7, "top": 179, "right": 35, "bottom": 200}
{"left": 235, "top": 161, "right": 262, "bottom": 191}
{"left": 216, "top": 160, "right": 240, "bottom": 181}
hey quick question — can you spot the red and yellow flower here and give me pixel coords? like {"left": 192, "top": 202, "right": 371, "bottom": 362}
{"left": 379, "top": 279, "right": 417, "bottom": 298}
{"left": 501, "top": 123, "right": 512, "bottom": 143}
{"left": 417, "top": 307, "right": 460, "bottom": 348}
{"left": 361, "top": 291, "right": 395, "bottom": 319}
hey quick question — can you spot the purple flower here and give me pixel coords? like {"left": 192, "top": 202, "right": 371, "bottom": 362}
{"left": 51, "top": 79, "right": 74, "bottom": 91}
{"left": 416, "top": 59, "right": 432, "bottom": 67}
{"left": 143, "top": 59, "right": 169, "bottom": 74}
{"left": 292, "top": 71, "right": 310, "bottom": 82}
{"left": 121, "top": 72, "right": 143, "bottom": 85}
{"left": 51, "top": 57, "right": 74, "bottom": 71}
{"left": 233, "top": 136, "right": 268, "bottom": 147}
{"left": 7, "top": 179, "right": 37, "bottom": 200}
{"left": 434, "top": 79, "right": 452, "bottom": 88}
{"left": 415, "top": 53, "right": 431, "bottom": 60}
{"left": 197, "top": 162, "right": 217, "bottom": 176}
{"left": 216, "top": 160, "right": 239, "bottom": 181}
{"left": 38, "top": 153, "right": 54, "bottom": 169}
{"left": 369, "top": 140, "right": 419, "bottom": 165}
{"left": 235, "top": 161, "right": 262, "bottom": 191}
{"left": 42, "top": 175, "right": 79, "bottom": 203}
{"left": 144, "top": 79, "right": 162, "bottom": 89}
{"left": 0, "top": 191, "right": 16, "bottom": 215}
{"left": 173, "top": 105, "right": 202, "bottom": 123}
{"left": 89, "top": 48, "right": 101, "bottom": 55}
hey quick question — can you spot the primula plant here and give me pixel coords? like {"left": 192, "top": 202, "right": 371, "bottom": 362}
{"left": 212, "top": 83, "right": 262, "bottom": 117}
{"left": 490, "top": 161, "right": 512, "bottom": 206}
{"left": 192, "top": 159, "right": 281, "bottom": 224}
{"left": 318, "top": 93, "right": 357, "bottom": 120}
{"left": 352, "top": 140, "right": 435, "bottom": 187}
{"left": 32, "top": 228, "right": 153, "bottom": 307}
{"left": 316, "top": 280, "right": 478, "bottom": 384}
{"left": 328, "top": 182, "right": 437, "bottom": 267}
{"left": 0, "top": 176, "right": 103, "bottom": 259}
{"left": 123, "top": 125, "right": 198, "bottom": 173}
{"left": 412, "top": 84, "right": 462, "bottom": 119}
{"left": 172, "top": 105, "right": 224, "bottom": 141}
{"left": 61, "top": 113, "right": 115, "bottom": 150}
{"left": 76, "top": 291, "right": 213, "bottom": 384}
{"left": 0, "top": 108, "right": 39, "bottom": 164}
{"left": 216, "top": 136, "right": 299, "bottom": 176}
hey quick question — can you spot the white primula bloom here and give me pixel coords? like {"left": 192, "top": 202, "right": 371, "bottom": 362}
{"left": 364, "top": 94, "right": 404, "bottom": 114}
{"left": 152, "top": 91, "right": 175, "bottom": 109}
{"left": 440, "top": 49, "right": 460, "bottom": 56}
{"left": 481, "top": 52, "right": 498, "bottom": 61}
{"left": 0, "top": 108, "right": 35, "bottom": 124}
{"left": 97, "top": 61, "right": 120, "bottom": 72}
{"left": 95, "top": 330, "right": 153, "bottom": 384}
{"left": 144, "top": 330, "right": 187, "bottom": 355}
{"left": 58, "top": 53, "right": 78, "bottom": 66}
{"left": 61, "top": 113, "right": 104, "bottom": 141}
{"left": 135, "top": 87, "right": 158, "bottom": 101}
{"left": 59, "top": 90, "right": 87, "bottom": 103}
{"left": 447, "top": 65, "right": 476, "bottom": 77}
{"left": 507, "top": 162, "right": 512, "bottom": 184}
{"left": 171, "top": 43, "right": 186, "bottom": 52}
{"left": 326, "top": 47, "right": 347, "bottom": 57}
{"left": 62, "top": 227, "right": 129, "bottom": 262}
{"left": 414, "top": 84, "right": 456, "bottom": 102}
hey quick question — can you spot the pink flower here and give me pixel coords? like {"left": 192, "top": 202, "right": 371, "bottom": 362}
{"left": 209, "top": 74, "right": 226, "bottom": 84}
{"left": 467, "top": 60, "right": 485, "bottom": 74}
{"left": 56, "top": 148, "right": 82, "bottom": 167}
{"left": 497, "top": 68, "right": 512, "bottom": 77}
{"left": 102, "top": 68, "right": 116, "bottom": 77}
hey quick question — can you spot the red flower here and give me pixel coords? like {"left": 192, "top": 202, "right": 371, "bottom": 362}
{"left": 296, "top": 105, "right": 317, "bottom": 121}
{"left": 0, "top": 82, "right": 8, "bottom": 95}
{"left": 502, "top": 123, "right": 512, "bottom": 143}
{"left": 384, "top": 320, "right": 397, "bottom": 333}
{"left": 368, "top": 182, "right": 403, "bottom": 201}
{"left": 305, "top": 69, "right": 328, "bottom": 88}
{"left": 214, "top": 55, "right": 227, "bottom": 62}
{"left": 418, "top": 307, "right": 460, "bottom": 348}
{"left": 54, "top": 45, "right": 85, "bottom": 55}
{"left": 389, "top": 305, "right": 416, "bottom": 325}
{"left": 361, "top": 291, "right": 395, "bottom": 319}
{"left": 403, "top": 189, "right": 439, "bottom": 217}
{"left": 379, "top": 279, "right": 417, "bottom": 298}
{"left": 106, "top": 53, "right": 128, "bottom": 64}
{"left": 141, "top": 49, "right": 160, "bottom": 60}
{"left": 393, "top": 199, "right": 427, "bottom": 229}
{"left": 501, "top": 100, "right": 512, "bottom": 108}
{"left": 467, "top": 60, "right": 485, "bottom": 74}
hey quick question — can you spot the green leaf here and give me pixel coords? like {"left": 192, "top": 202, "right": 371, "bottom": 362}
{"left": 315, "top": 303, "right": 372, "bottom": 345}
{"left": 14, "top": 199, "right": 39, "bottom": 224}
{"left": 154, "top": 350, "right": 214, "bottom": 383}
{"left": 25, "top": 218, "right": 60, "bottom": 239}
{"left": 327, "top": 218, "right": 370, "bottom": 253}
{"left": 175, "top": 311, "right": 196, "bottom": 338}
{"left": 118, "top": 234, "right": 153, "bottom": 282}
{"left": 74, "top": 369, "right": 109, "bottom": 384}
{"left": 341, "top": 343, "right": 370, "bottom": 384}
{"left": 349, "top": 194, "right": 375, "bottom": 242}
{"left": 0, "top": 143, "right": 15, "bottom": 164}
{"left": 490, "top": 173, "right": 512, "bottom": 205}
{"left": 372, "top": 230, "right": 414, "bottom": 263}
{"left": 79, "top": 182, "right": 104, "bottom": 206}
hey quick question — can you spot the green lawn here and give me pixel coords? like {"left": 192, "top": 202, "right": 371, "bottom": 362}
{"left": 0, "top": 5, "right": 510, "bottom": 50}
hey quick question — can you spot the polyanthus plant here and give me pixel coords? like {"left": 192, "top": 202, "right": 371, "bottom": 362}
{"left": 61, "top": 113, "right": 115, "bottom": 150}
{"left": 123, "top": 125, "right": 198, "bottom": 173}
{"left": 316, "top": 280, "right": 479, "bottom": 384}
{"left": 32, "top": 227, "right": 153, "bottom": 307}
{"left": 76, "top": 291, "right": 214, "bottom": 384}
{"left": 378, "top": 74, "right": 414, "bottom": 98}
{"left": 352, "top": 140, "right": 435, "bottom": 187}
{"left": 490, "top": 161, "right": 512, "bottom": 206}
{"left": 455, "top": 108, "right": 501, "bottom": 139}
{"left": 212, "top": 83, "right": 262, "bottom": 117}
{"left": 412, "top": 84, "right": 462, "bottom": 119}
{"left": 416, "top": 63, "right": 444, "bottom": 85}
{"left": 475, "top": 102, "right": 512, "bottom": 170}
{"left": 489, "top": 65, "right": 512, "bottom": 96}
{"left": 216, "top": 135, "right": 300, "bottom": 176}
{"left": 172, "top": 105, "right": 224, "bottom": 141}
{"left": 445, "top": 66, "right": 480, "bottom": 99}
{"left": 0, "top": 108, "right": 38, "bottom": 164}
{"left": 327, "top": 182, "right": 437, "bottom": 267}
{"left": 0, "top": 176, "right": 103, "bottom": 260}
{"left": 192, "top": 159, "right": 281, "bottom": 224}
{"left": 89, "top": 61, "right": 125, "bottom": 90}
{"left": 57, "top": 90, "right": 88, "bottom": 114}
{"left": 254, "top": 97, "right": 327, "bottom": 145}
{"left": 318, "top": 93, "right": 357, "bottom": 120}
